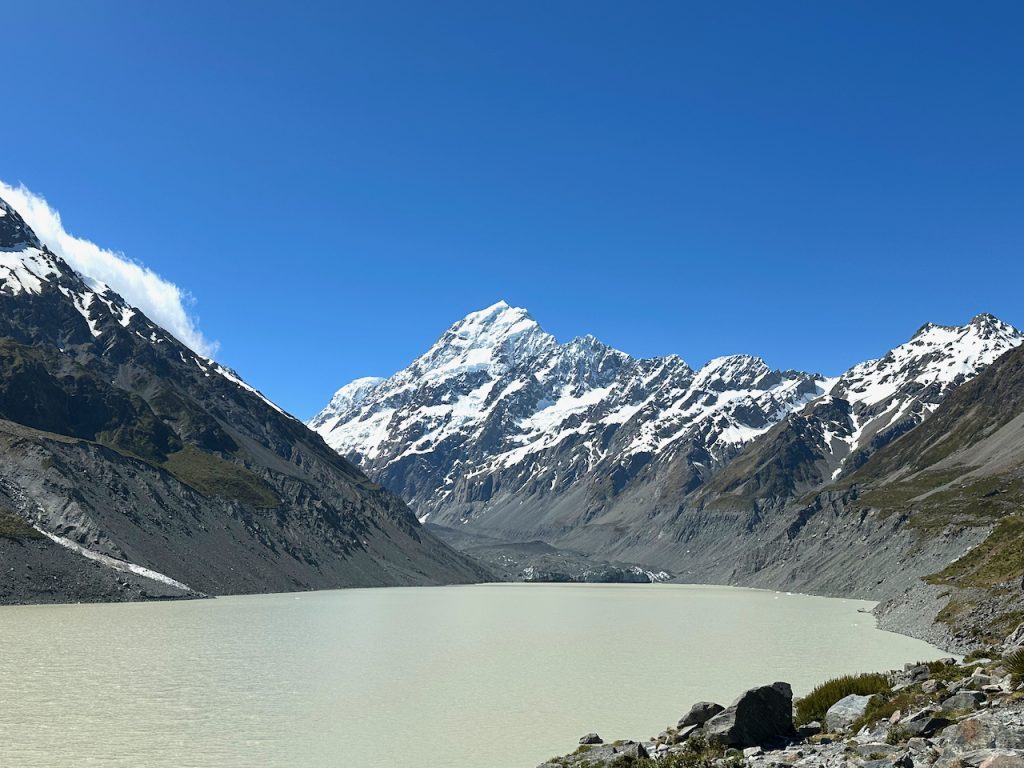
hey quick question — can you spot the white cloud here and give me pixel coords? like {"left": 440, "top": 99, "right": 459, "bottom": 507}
{"left": 0, "top": 181, "right": 218, "bottom": 358}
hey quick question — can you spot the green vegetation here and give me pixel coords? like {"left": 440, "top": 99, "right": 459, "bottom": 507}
{"left": 0, "top": 508, "right": 43, "bottom": 539}
{"left": 1004, "top": 648, "right": 1024, "bottom": 686}
{"left": 964, "top": 647, "right": 995, "bottom": 662}
{"left": 794, "top": 673, "right": 891, "bottom": 725}
{"left": 856, "top": 469, "right": 968, "bottom": 516}
{"left": 162, "top": 445, "right": 279, "bottom": 507}
{"left": 857, "top": 470, "right": 1024, "bottom": 532}
{"left": 926, "top": 514, "right": 1024, "bottom": 588}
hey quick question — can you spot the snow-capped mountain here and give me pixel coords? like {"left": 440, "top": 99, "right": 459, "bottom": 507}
{"left": 827, "top": 314, "right": 1022, "bottom": 464}
{"left": 311, "top": 301, "right": 828, "bottom": 525}
{"left": 312, "top": 302, "right": 1023, "bottom": 545}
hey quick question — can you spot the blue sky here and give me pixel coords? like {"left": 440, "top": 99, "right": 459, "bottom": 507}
{"left": 3, "top": 2, "right": 1023, "bottom": 419}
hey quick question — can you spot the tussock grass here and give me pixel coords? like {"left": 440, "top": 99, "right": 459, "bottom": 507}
{"left": 795, "top": 673, "right": 890, "bottom": 726}
{"left": 1005, "top": 648, "right": 1024, "bottom": 685}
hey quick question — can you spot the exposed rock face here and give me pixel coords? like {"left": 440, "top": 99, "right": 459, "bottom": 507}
{"left": 703, "top": 682, "right": 797, "bottom": 748}
{"left": 678, "top": 701, "right": 725, "bottom": 728}
{"left": 824, "top": 693, "right": 876, "bottom": 732}
{"left": 0, "top": 194, "right": 488, "bottom": 604}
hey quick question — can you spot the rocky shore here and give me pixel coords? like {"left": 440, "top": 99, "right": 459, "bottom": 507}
{"left": 538, "top": 627, "right": 1024, "bottom": 768}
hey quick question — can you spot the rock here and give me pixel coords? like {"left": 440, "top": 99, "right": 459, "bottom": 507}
{"left": 679, "top": 700, "right": 726, "bottom": 728}
{"left": 704, "top": 682, "right": 797, "bottom": 749}
{"left": 906, "top": 737, "right": 930, "bottom": 751}
{"left": 923, "top": 679, "right": 947, "bottom": 694}
{"left": 796, "top": 721, "right": 822, "bottom": 740}
{"left": 905, "top": 717, "right": 953, "bottom": 738}
{"left": 579, "top": 733, "right": 603, "bottom": 745}
{"left": 743, "top": 746, "right": 763, "bottom": 757}
{"left": 901, "top": 708, "right": 952, "bottom": 738}
{"left": 890, "top": 710, "right": 903, "bottom": 725}
{"left": 941, "top": 691, "right": 987, "bottom": 713}
{"left": 1004, "top": 623, "right": 1024, "bottom": 649}
{"left": 977, "top": 755, "right": 1024, "bottom": 768}
{"left": 562, "top": 741, "right": 649, "bottom": 766}
{"left": 934, "top": 716, "right": 1024, "bottom": 760}
{"left": 675, "top": 724, "right": 702, "bottom": 743}
{"left": 612, "top": 742, "right": 647, "bottom": 760}
{"left": 906, "top": 664, "right": 932, "bottom": 683}
{"left": 825, "top": 693, "right": 877, "bottom": 733}
{"left": 854, "top": 743, "right": 899, "bottom": 757}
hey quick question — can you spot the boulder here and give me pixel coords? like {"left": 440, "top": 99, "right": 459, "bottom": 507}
{"left": 678, "top": 700, "right": 725, "bottom": 728}
{"left": 704, "top": 681, "right": 797, "bottom": 749}
{"left": 825, "top": 693, "right": 877, "bottom": 733}
{"left": 579, "top": 733, "right": 603, "bottom": 745}
{"left": 923, "top": 679, "right": 947, "bottom": 694}
{"left": 905, "top": 663, "right": 931, "bottom": 683}
{"left": 675, "top": 724, "right": 701, "bottom": 742}
{"left": 903, "top": 715, "right": 953, "bottom": 738}
{"left": 941, "top": 691, "right": 986, "bottom": 713}
{"left": 796, "top": 721, "right": 822, "bottom": 740}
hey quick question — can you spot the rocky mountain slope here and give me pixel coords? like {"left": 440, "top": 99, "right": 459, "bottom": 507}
{"left": 0, "top": 195, "right": 486, "bottom": 604}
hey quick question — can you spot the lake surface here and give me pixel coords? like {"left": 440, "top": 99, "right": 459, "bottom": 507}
{"left": 0, "top": 583, "right": 946, "bottom": 768}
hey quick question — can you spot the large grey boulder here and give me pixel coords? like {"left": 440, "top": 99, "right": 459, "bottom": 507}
{"left": 704, "top": 682, "right": 797, "bottom": 748}
{"left": 940, "top": 691, "right": 986, "bottom": 713}
{"left": 901, "top": 708, "right": 953, "bottom": 738}
{"left": 825, "top": 693, "right": 877, "bottom": 732}
{"left": 678, "top": 701, "right": 725, "bottom": 728}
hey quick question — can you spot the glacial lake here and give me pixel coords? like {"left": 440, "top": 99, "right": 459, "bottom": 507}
{"left": 0, "top": 583, "right": 946, "bottom": 768}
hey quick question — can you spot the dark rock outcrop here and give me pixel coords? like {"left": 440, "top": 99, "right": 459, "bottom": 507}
{"left": 703, "top": 681, "right": 797, "bottom": 748}
{"left": 677, "top": 700, "right": 724, "bottom": 728}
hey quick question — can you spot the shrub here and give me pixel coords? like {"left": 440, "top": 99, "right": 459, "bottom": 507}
{"left": 964, "top": 647, "right": 993, "bottom": 662}
{"left": 1004, "top": 647, "right": 1024, "bottom": 685}
{"left": 795, "top": 673, "right": 891, "bottom": 725}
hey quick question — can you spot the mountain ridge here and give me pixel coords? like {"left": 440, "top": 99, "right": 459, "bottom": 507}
{"left": 0, "top": 194, "right": 487, "bottom": 604}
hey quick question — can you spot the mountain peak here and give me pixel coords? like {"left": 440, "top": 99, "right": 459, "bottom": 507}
{"left": 410, "top": 302, "right": 554, "bottom": 380}
{"left": 911, "top": 313, "right": 1021, "bottom": 343}
{"left": 694, "top": 354, "right": 772, "bottom": 391}
{"left": 0, "top": 196, "right": 42, "bottom": 250}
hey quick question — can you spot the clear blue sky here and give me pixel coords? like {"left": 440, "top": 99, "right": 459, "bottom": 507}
{"left": 4, "top": 2, "right": 1023, "bottom": 418}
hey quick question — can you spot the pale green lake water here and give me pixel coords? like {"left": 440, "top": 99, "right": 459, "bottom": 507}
{"left": 0, "top": 583, "right": 946, "bottom": 768}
